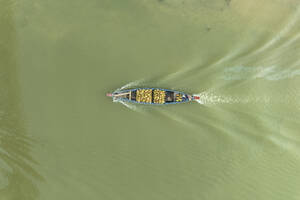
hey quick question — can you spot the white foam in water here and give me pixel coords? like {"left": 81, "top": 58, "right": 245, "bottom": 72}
{"left": 113, "top": 98, "right": 146, "bottom": 113}
{"left": 117, "top": 80, "right": 145, "bottom": 91}
{"left": 112, "top": 80, "right": 146, "bottom": 111}
{"left": 193, "top": 92, "right": 271, "bottom": 105}
{"left": 193, "top": 92, "right": 238, "bottom": 105}
{"left": 115, "top": 99, "right": 136, "bottom": 110}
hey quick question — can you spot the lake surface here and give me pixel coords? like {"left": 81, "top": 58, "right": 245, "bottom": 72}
{"left": 1, "top": 0, "right": 300, "bottom": 199}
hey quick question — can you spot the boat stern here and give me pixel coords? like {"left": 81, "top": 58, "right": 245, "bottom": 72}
{"left": 192, "top": 95, "right": 200, "bottom": 100}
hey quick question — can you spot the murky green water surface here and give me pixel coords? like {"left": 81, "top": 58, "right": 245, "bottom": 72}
{"left": 1, "top": 0, "right": 300, "bottom": 199}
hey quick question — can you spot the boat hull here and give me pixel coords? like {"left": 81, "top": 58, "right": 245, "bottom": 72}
{"left": 110, "top": 88, "right": 192, "bottom": 105}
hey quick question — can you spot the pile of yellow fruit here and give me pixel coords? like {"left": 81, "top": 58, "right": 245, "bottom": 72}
{"left": 176, "top": 93, "right": 182, "bottom": 102}
{"left": 153, "top": 89, "right": 166, "bottom": 104}
{"left": 136, "top": 89, "right": 152, "bottom": 103}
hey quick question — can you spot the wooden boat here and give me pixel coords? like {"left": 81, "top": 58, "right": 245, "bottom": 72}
{"left": 106, "top": 88, "right": 200, "bottom": 105}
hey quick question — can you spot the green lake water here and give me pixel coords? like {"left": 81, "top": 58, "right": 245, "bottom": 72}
{"left": 1, "top": 0, "right": 300, "bottom": 199}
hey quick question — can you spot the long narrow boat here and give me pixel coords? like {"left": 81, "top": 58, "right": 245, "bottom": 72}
{"left": 106, "top": 88, "right": 200, "bottom": 105}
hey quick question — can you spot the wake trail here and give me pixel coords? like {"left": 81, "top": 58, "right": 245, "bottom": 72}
{"left": 116, "top": 80, "right": 145, "bottom": 91}
{"left": 113, "top": 98, "right": 147, "bottom": 113}
{"left": 193, "top": 92, "right": 271, "bottom": 105}
{"left": 114, "top": 98, "right": 136, "bottom": 110}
